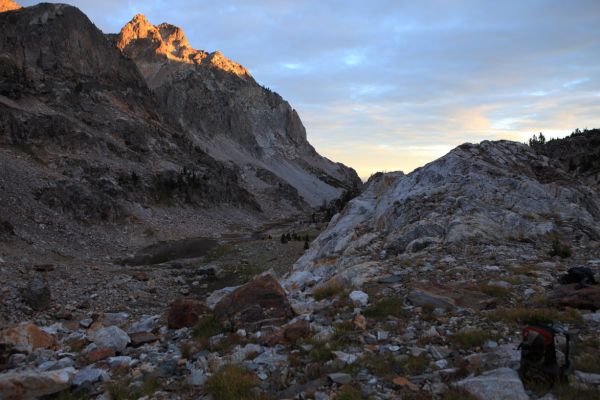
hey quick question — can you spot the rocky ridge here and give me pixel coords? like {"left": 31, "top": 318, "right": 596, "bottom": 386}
{"left": 286, "top": 140, "right": 600, "bottom": 289}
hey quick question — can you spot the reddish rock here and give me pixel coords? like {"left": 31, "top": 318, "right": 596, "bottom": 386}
{"left": 263, "top": 319, "right": 310, "bottom": 345}
{"left": 85, "top": 347, "right": 115, "bottom": 363}
{"left": 0, "top": 323, "right": 56, "bottom": 353}
{"left": 166, "top": 298, "right": 209, "bottom": 329}
{"left": 353, "top": 314, "right": 367, "bottom": 330}
{"left": 546, "top": 284, "right": 600, "bottom": 311}
{"left": 130, "top": 332, "right": 159, "bottom": 346}
{"left": 214, "top": 274, "right": 294, "bottom": 330}
{"left": 393, "top": 376, "right": 420, "bottom": 391}
{"left": 0, "top": 367, "right": 76, "bottom": 399}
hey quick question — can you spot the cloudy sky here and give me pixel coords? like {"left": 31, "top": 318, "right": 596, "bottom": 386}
{"left": 21, "top": 0, "right": 600, "bottom": 178}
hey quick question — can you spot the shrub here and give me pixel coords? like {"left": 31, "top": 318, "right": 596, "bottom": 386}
{"left": 450, "top": 330, "right": 492, "bottom": 350}
{"left": 576, "top": 353, "right": 600, "bottom": 373}
{"left": 478, "top": 284, "right": 511, "bottom": 298}
{"left": 334, "top": 385, "right": 363, "bottom": 400}
{"left": 205, "top": 364, "right": 260, "bottom": 400}
{"left": 313, "top": 282, "right": 346, "bottom": 301}
{"left": 400, "top": 353, "right": 430, "bottom": 375}
{"left": 192, "top": 316, "right": 225, "bottom": 347}
{"left": 549, "top": 239, "right": 572, "bottom": 258}
{"left": 363, "top": 297, "right": 406, "bottom": 319}
{"left": 488, "top": 307, "right": 581, "bottom": 325}
{"left": 307, "top": 339, "right": 336, "bottom": 362}
{"left": 442, "top": 388, "right": 479, "bottom": 400}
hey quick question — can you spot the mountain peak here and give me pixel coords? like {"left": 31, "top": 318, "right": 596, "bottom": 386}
{"left": 117, "top": 14, "right": 250, "bottom": 78}
{"left": 0, "top": 0, "right": 21, "bottom": 12}
{"left": 131, "top": 13, "right": 149, "bottom": 24}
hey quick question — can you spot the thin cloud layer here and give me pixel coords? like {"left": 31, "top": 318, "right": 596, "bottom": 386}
{"left": 20, "top": 0, "right": 600, "bottom": 178}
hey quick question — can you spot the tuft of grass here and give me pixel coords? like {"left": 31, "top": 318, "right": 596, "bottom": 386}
{"left": 106, "top": 373, "right": 159, "bottom": 400}
{"left": 478, "top": 284, "right": 511, "bottom": 298}
{"left": 361, "top": 352, "right": 401, "bottom": 379}
{"left": 450, "top": 330, "right": 492, "bottom": 350}
{"left": 332, "top": 321, "right": 359, "bottom": 344}
{"left": 334, "top": 385, "right": 363, "bottom": 400}
{"left": 363, "top": 296, "right": 406, "bottom": 319}
{"left": 313, "top": 282, "right": 346, "bottom": 301}
{"left": 575, "top": 353, "right": 600, "bottom": 373}
{"left": 307, "top": 339, "right": 336, "bottom": 362}
{"left": 205, "top": 364, "right": 260, "bottom": 400}
{"left": 551, "top": 384, "right": 600, "bottom": 400}
{"left": 192, "top": 316, "right": 226, "bottom": 348}
{"left": 550, "top": 239, "right": 572, "bottom": 258}
{"left": 180, "top": 341, "right": 195, "bottom": 360}
{"left": 488, "top": 307, "right": 581, "bottom": 326}
{"left": 401, "top": 353, "right": 430, "bottom": 375}
{"left": 442, "top": 388, "right": 479, "bottom": 400}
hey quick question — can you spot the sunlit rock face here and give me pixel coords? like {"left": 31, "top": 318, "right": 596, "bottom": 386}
{"left": 0, "top": 0, "right": 21, "bottom": 13}
{"left": 116, "top": 14, "right": 250, "bottom": 78}
{"left": 114, "top": 14, "right": 361, "bottom": 208}
{"left": 286, "top": 140, "right": 600, "bottom": 288}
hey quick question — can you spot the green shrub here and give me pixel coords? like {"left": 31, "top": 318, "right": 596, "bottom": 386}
{"left": 549, "top": 239, "right": 572, "bottom": 258}
{"left": 450, "top": 330, "right": 492, "bottom": 350}
{"left": 488, "top": 307, "right": 581, "bottom": 325}
{"left": 363, "top": 297, "right": 405, "bottom": 319}
{"left": 205, "top": 364, "right": 259, "bottom": 400}
{"left": 313, "top": 282, "right": 346, "bottom": 301}
{"left": 334, "top": 385, "right": 363, "bottom": 400}
{"left": 192, "top": 316, "right": 225, "bottom": 347}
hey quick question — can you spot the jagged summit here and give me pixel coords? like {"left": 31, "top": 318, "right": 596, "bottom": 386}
{"left": 117, "top": 13, "right": 250, "bottom": 78}
{"left": 0, "top": 0, "right": 20, "bottom": 12}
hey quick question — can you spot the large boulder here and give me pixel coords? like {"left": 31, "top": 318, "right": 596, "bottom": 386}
{"left": 0, "top": 367, "right": 77, "bottom": 399}
{"left": 0, "top": 323, "right": 56, "bottom": 353}
{"left": 91, "top": 326, "right": 130, "bottom": 353}
{"left": 166, "top": 298, "right": 210, "bottom": 329}
{"left": 455, "top": 367, "right": 529, "bottom": 400}
{"left": 214, "top": 274, "right": 294, "bottom": 330}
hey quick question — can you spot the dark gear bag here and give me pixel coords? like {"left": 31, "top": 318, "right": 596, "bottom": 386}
{"left": 518, "top": 325, "right": 572, "bottom": 385}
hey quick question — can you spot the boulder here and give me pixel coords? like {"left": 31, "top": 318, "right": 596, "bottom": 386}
{"left": 0, "top": 323, "right": 56, "bottom": 353}
{"left": 72, "top": 367, "right": 109, "bottom": 386}
{"left": 91, "top": 326, "right": 130, "bottom": 353}
{"left": 166, "top": 298, "right": 209, "bottom": 329}
{"left": 263, "top": 319, "right": 310, "bottom": 345}
{"left": 0, "top": 367, "right": 77, "bottom": 399}
{"left": 21, "top": 276, "right": 52, "bottom": 311}
{"left": 129, "top": 332, "right": 159, "bottom": 347}
{"left": 546, "top": 283, "right": 600, "bottom": 311}
{"left": 214, "top": 274, "right": 294, "bottom": 330}
{"left": 127, "top": 315, "right": 159, "bottom": 334}
{"left": 349, "top": 290, "right": 369, "bottom": 306}
{"left": 406, "top": 290, "right": 455, "bottom": 310}
{"left": 328, "top": 372, "right": 352, "bottom": 384}
{"left": 455, "top": 367, "right": 529, "bottom": 400}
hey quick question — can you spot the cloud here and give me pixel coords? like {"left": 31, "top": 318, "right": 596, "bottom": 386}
{"left": 18, "top": 0, "right": 600, "bottom": 176}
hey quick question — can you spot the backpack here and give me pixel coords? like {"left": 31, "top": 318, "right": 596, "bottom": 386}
{"left": 518, "top": 325, "right": 572, "bottom": 385}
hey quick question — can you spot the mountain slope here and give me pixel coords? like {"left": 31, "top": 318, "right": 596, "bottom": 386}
{"left": 113, "top": 14, "right": 361, "bottom": 208}
{"left": 0, "top": 3, "right": 265, "bottom": 259}
{"left": 286, "top": 140, "right": 600, "bottom": 289}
